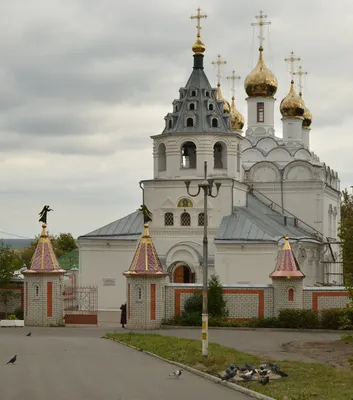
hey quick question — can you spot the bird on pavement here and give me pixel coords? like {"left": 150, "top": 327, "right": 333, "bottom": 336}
{"left": 260, "top": 376, "right": 270, "bottom": 385}
{"left": 169, "top": 369, "right": 183, "bottom": 378}
{"left": 26, "top": 332, "right": 31, "bottom": 337}
{"left": 269, "top": 362, "right": 280, "bottom": 373}
{"left": 6, "top": 355, "right": 17, "bottom": 365}
{"left": 244, "top": 362, "right": 253, "bottom": 371}
{"left": 221, "top": 369, "right": 237, "bottom": 381}
{"left": 237, "top": 366, "right": 247, "bottom": 372}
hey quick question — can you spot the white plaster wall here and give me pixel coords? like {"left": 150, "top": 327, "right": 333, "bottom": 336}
{"left": 246, "top": 97, "right": 275, "bottom": 131}
{"left": 78, "top": 239, "right": 137, "bottom": 311}
{"left": 282, "top": 119, "right": 303, "bottom": 143}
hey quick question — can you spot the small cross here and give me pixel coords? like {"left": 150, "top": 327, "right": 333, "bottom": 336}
{"left": 251, "top": 10, "right": 271, "bottom": 48}
{"left": 212, "top": 54, "right": 227, "bottom": 86}
{"left": 293, "top": 65, "right": 308, "bottom": 95}
{"left": 285, "top": 51, "right": 301, "bottom": 79}
{"left": 226, "top": 70, "right": 241, "bottom": 98}
{"left": 190, "top": 7, "right": 207, "bottom": 38}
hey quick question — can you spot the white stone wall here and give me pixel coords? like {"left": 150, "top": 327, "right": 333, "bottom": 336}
{"left": 272, "top": 278, "right": 304, "bottom": 317}
{"left": 126, "top": 275, "right": 167, "bottom": 330}
{"left": 24, "top": 274, "right": 64, "bottom": 327}
{"left": 78, "top": 238, "right": 137, "bottom": 311}
{"left": 303, "top": 287, "right": 350, "bottom": 311}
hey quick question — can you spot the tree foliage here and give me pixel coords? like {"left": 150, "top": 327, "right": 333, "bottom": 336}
{"left": 0, "top": 241, "right": 22, "bottom": 285}
{"left": 20, "top": 232, "right": 77, "bottom": 267}
{"left": 338, "top": 189, "right": 353, "bottom": 301}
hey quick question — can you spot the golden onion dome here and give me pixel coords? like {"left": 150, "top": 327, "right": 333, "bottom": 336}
{"left": 230, "top": 96, "right": 244, "bottom": 131}
{"left": 192, "top": 36, "right": 206, "bottom": 55}
{"left": 280, "top": 80, "right": 305, "bottom": 119}
{"left": 216, "top": 84, "right": 231, "bottom": 113}
{"left": 244, "top": 47, "right": 278, "bottom": 98}
{"left": 299, "top": 93, "right": 312, "bottom": 129}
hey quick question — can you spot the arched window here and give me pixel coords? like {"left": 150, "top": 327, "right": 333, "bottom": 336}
{"left": 180, "top": 212, "right": 191, "bottom": 226}
{"left": 175, "top": 105, "right": 179, "bottom": 112}
{"left": 288, "top": 288, "right": 294, "bottom": 302}
{"left": 189, "top": 103, "right": 195, "bottom": 111}
{"left": 158, "top": 143, "right": 166, "bottom": 171}
{"left": 205, "top": 91, "right": 210, "bottom": 97}
{"left": 181, "top": 142, "right": 197, "bottom": 168}
{"left": 164, "top": 212, "right": 174, "bottom": 226}
{"left": 198, "top": 213, "right": 205, "bottom": 226}
{"left": 212, "top": 118, "right": 219, "bottom": 128}
{"left": 214, "top": 142, "right": 226, "bottom": 169}
{"left": 168, "top": 120, "right": 172, "bottom": 129}
{"left": 137, "top": 287, "right": 142, "bottom": 300}
{"left": 191, "top": 90, "right": 196, "bottom": 96}
{"left": 186, "top": 118, "right": 194, "bottom": 127}
{"left": 209, "top": 104, "right": 214, "bottom": 111}
{"left": 34, "top": 285, "right": 39, "bottom": 297}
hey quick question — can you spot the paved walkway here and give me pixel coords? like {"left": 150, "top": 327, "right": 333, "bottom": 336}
{"left": 0, "top": 327, "right": 250, "bottom": 400}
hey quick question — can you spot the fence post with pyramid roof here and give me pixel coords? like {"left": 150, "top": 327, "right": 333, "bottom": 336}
{"left": 23, "top": 224, "right": 66, "bottom": 327}
{"left": 270, "top": 235, "right": 305, "bottom": 317}
{"left": 123, "top": 224, "right": 168, "bottom": 329}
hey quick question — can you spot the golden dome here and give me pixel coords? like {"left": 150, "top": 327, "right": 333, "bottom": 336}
{"left": 230, "top": 97, "right": 244, "bottom": 131}
{"left": 299, "top": 93, "right": 312, "bottom": 129}
{"left": 280, "top": 80, "right": 305, "bottom": 119}
{"left": 216, "top": 84, "right": 231, "bottom": 113}
{"left": 192, "top": 36, "right": 206, "bottom": 55}
{"left": 244, "top": 47, "right": 278, "bottom": 98}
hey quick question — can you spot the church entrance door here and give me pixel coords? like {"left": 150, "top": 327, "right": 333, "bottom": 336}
{"left": 173, "top": 265, "right": 194, "bottom": 283}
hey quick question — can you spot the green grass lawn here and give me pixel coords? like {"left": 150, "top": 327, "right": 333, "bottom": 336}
{"left": 106, "top": 332, "right": 353, "bottom": 400}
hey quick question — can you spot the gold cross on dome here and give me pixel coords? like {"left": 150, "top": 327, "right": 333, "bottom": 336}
{"left": 226, "top": 70, "right": 241, "bottom": 98}
{"left": 190, "top": 7, "right": 207, "bottom": 38}
{"left": 251, "top": 10, "right": 271, "bottom": 48}
{"left": 293, "top": 65, "right": 308, "bottom": 94}
{"left": 285, "top": 51, "right": 301, "bottom": 79}
{"left": 212, "top": 55, "right": 227, "bottom": 86}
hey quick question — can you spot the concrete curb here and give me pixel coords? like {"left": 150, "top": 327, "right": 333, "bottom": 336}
{"left": 110, "top": 338, "right": 275, "bottom": 400}
{"left": 161, "top": 325, "right": 353, "bottom": 334}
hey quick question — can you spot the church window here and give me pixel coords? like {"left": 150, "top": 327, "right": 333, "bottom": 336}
{"left": 137, "top": 287, "right": 142, "bottom": 300}
{"left": 175, "top": 105, "right": 179, "bottom": 112}
{"left": 257, "top": 102, "right": 264, "bottom": 122}
{"left": 209, "top": 103, "right": 214, "bottom": 111}
{"left": 198, "top": 213, "right": 205, "bottom": 226}
{"left": 205, "top": 91, "right": 210, "bottom": 97}
{"left": 213, "top": 142, "right": 226, "bottom": 169}
{"left": 177, "top": 198, "right": 193, "bottom": 208}
{"left": 288, "top": 288, "right": 294, "bottom": 302}
{"left": 34, "top": 285, "right": 39, "bottom": 297}
{"left": 186, "top": 118, "right": 194, "bottom": 127}
{"left": 168, "top": 120, "right": 172, "bottom": 129}
{"left": 191, "top": 90, "right": 196, "bottom": 96}
{"left": 180, "top": 212, "right": 191, "bottom": 226}
{"left": 212, "top": 118, "right": 219, "bottom": 128}
{"left": 164, "top": 212, "right": 174, "bottom": 226}
{"left": 189, "top": 103, "right": 195, "bottom": 111}
{"left": 181, "top": 142, "right": 197, "bottom": 168}
{"left": 158, "top": 143, "right": 167, "bottom": 171}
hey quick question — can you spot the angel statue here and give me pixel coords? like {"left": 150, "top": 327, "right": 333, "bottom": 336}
{"left": 38, "top": 205, "right": 53, "bottom": 224}
{"left": 138, "top": 204, "right": 152, "bottom": 224}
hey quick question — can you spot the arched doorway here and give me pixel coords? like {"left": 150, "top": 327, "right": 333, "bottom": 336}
{"left": 173, "top": 264, "right": 195, "bottom": 283}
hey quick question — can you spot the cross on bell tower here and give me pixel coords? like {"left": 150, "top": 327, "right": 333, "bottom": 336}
{"left": 226, "top": 70, "right": 241, "bottom": 100}
{"left": 190, "top": 7, "right": 208, "bottom": 57}
{"left": 293, "top": 65, "right": 308, "bottom": 96}
{"left": 251, "top": 10, "right": 271, "bottom": 49}
{"left": 285, "top": 51, "right": 301, "bottom": 80}
{"left": 212, "top": 54, "right": 227, "bottom": 86}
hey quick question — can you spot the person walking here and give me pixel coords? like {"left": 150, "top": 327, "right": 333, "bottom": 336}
{"left": 120, "top": 300, "right": 127, "bottom": 328}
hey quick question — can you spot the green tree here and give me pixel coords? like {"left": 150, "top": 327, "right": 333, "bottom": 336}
{"left": 0, "top": 241, "right": 22, "bottom": 285}
{"left": 338, "top": 189, "right": 353, "bottom": 302}
{"left": 208, "top": 274, "right": 228, "bottom": 318}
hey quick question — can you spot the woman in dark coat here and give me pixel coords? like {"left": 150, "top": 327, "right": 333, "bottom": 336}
{"left": 120, "top": 301, "right": 127, "bottom": 328}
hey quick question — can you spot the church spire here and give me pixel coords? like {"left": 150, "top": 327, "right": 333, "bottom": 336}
{"left": 190, "top": 7, "right": 207, "bottom": 69}
{"left": 212, "top": 55, "right": 231, "bottom": 113}
{"left": 294, "top": 65, "right": 312, "bottom": 130}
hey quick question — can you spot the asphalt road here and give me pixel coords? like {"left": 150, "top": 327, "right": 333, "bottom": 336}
{"left": 0, "top": 328, "right": 251, "bottom": 400}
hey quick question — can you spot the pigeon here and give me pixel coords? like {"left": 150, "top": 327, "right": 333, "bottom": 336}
{"left": 228, "top": 364, "right": 237, "bottom": 370}
{"left": 259, "top": 369, "right": 269, "bottom": 376}
{"left": 221, "top": 369, "right": 237, "bottom": 381}
{"left": 241, "top": 373, "right": 253, "bottom": 381}
{"left": 260, "top": 376, "right": 270, "bottom": 385}
{"left": 169, "top": 369, "right": 183, "bottom": 378}
{"left": 245, "top": 362, "right": 253, "bottom": 371}
{"left": 26, "top": 332, "right": 32, "bottom": 337}
{"left": 276, "top": 370, "right": 288, "bottom": 377}
{"left": 237, "top": 366, "right": 247, "bottom": 372}
{"left": 6, "top": 355, "right": 17, "bottom": 365}
{"left": 259, "top": 364, "right": 267, "bottom": 370}
{"left": 269, "top": 362, "right": 280, "bottom": 373}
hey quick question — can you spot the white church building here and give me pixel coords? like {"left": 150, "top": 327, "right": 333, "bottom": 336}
{"left": 78, "top": 11, "right": 342, "bottom": 322}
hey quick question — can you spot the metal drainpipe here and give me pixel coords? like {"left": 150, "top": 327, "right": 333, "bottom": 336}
{"left": 280, "top": 170, "right": 284, "bottom": 214}
{"left": 231, "top": 179, "right": 235, "bottom": 213}
{"left": 139, "top": 181, "right": 145, "bottom": 205}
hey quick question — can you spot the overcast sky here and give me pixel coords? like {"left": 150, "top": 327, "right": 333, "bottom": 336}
{"left": 0, "top": 0, "right": 352, "bottom": 239}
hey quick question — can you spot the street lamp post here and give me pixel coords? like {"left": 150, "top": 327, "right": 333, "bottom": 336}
{"left": 185, "top": 161, "right": 221, "bottom": 357}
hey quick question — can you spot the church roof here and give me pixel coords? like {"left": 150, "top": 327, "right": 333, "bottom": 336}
{"left": 215, "top": 194, "right": 316, "bottom": 243}
{"left": 270, "top": 235, "right": 305, "bottom": 278}
{"left": 123, "top": 224, "right": 167, "bottom": 276}
{"left": 160, "top": 54, "right": 233, "bottom": 135}
{"left": 24, "top": 224, "right": 66, "bottom": 274}
{"left": 79, "top": 211, "right": 143, "bottom": 239}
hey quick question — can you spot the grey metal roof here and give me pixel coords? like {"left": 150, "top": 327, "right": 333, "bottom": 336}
{"left": 161, "top": 64, "right": 232, "bottom": 134}
{"left": 79, "top": 211, "right": 143, "bottom": 238}
{"left": 215, "top": 195, "right": 315, "bottom": 243}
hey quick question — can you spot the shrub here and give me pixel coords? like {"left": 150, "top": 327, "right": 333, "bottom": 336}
{"left": 208, "top": 274, "right": 228, "bottom": 318}
{"left": 8, "top": 314, "right": 17, "bottom": 320}
{"left": 179, "top": 311, "right": 202, "bottom": 326}
{"left": 278, "top": 309, "right": 320, "bottom": 329}
{"left": 247, "top": 317, "right": 279, "bottom": 328}
{"left": 320, "top": 308, "right": 342, "bottom": 329}
{"left": 14, "top": 307, "right": 24, "bottom": 320}
{"left": 338, "top": 309, "right": 353, "bottom": 330}
{"left": 183, "top": 291, "right": 202, "bottom": 315}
